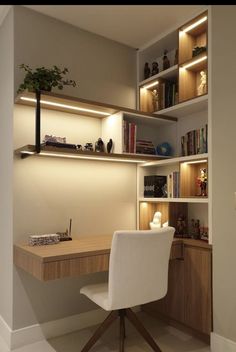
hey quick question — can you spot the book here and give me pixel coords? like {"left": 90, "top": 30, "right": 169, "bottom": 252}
{"left": 181, "top": 124, "right": 208, "bottom": 156}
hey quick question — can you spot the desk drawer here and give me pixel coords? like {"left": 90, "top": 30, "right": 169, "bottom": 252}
{"left": 43, "top": 254, "right": 110, "bottom": 280}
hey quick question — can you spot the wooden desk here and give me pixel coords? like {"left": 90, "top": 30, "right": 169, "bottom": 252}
{"left": 14, "top": 235, "right": 183, "bottom": 281}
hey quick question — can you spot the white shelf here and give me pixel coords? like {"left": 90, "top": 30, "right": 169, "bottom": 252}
{"left": 139, "top": 197, "right": 209, "bottom": 204}
{"left": 139, "top": 65, "right": 178, "bottom": 87}
{"left": 154, "top": 94, "right": 208, "bottom": 118}
{"left": 141, "top": 153, "right": 208, "bottom": 167}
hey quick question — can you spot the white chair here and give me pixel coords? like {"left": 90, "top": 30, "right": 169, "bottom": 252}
{"left": 80, "top": 227, "right": 175, "bottom": 352}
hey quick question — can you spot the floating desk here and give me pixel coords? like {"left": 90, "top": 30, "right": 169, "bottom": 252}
{"left": 13, "top": 234, "right": 188, "bottom": 281}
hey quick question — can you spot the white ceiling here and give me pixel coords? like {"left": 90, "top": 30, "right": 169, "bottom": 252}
{"left": 24, "top": 5, "right": 206, "bottom": 49}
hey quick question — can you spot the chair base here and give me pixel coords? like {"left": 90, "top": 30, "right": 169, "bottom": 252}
{"left": 81, "top": 308, "right": 162, "bottom": 352}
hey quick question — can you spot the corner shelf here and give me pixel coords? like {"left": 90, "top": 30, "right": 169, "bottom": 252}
{"left": 138, "top": 65, "right": 178, "bottom": 88}
{"left": 141, "top": 153, "right": 208, "bottom": 167}
{"left": 15, "top": 144, "right": 169, "bottom": 164}
{"left": 154, "top": 94, "right": 208, "bottom": 118}
{"left": 139, "top": 197, "right": 208, "bottom": 203}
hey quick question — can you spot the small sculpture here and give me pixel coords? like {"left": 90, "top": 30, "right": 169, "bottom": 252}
{"left": 197, "top": 70, "right": 207, "bottom": 96}
{"left": 196, "top": 167, "right": 207, "bottom": 196}
{"left": 163, "top": 49, "right": 170, "bottom": 70}
{"left": 84, "top": 143, "right": 93, "bottom": 151}
{"left": 107, "top": 139, "right": 113, "bottom": 153}
{"left": 77, "top": 144, "right": 83, "bottom": 151}
{"left": 144, "top": 62, "right": 151, "bottom": 79}
{"left": 151, "top": 61, "right": 159, "bottom": 76}
{"left": 95, "top": 138, "right": 105, "bottom": 152}
{"left": 150, "top": 211, "right": 162, "bottom": 230}
{"left": 190, "top": 219, "right": 200, "bottom": 239}
{"left": 151, "top": 89, "right": 159, "bottom": 111}
{"left": 192, "top": 46, "right": 207, "bottom": 57}
{"left": 176, "top": 215, "right": 187, "bottom": 236}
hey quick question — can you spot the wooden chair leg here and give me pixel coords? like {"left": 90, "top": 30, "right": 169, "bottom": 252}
{"left": 119, "top": 309, "right": 126, "bottom": 352}
{"left": 81, "top": 310, "right": 118, "bottom": 352}
{"left": 126, "top": 308, "right": 162, "bottom": 352}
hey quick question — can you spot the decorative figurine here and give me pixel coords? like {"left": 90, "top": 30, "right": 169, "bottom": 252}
{"left": 174, "top": 48, "right": 178, "bottom": 65}
{"left": 192, "top": 46, "right": 207, "bottom": 57}
{"left": 95, "top": 138, "right": 105, "bottom": 152}
{"left": 77, "top": 144, "right": 83, "bottom": 151}
{"left": 151, "top": 61, "right": 159, "bottom": 76}
{"left": 175, "top": 214, "right": 187, "bottom": 236}
{"left": 84, "top": 143, "right": 93, "bottom": 151}
{"left": 196, "top": 167, "right": 207, "bottom": 196}
{"left": 151, "top": 88, "right": 159, "bottom": 111}
{"left": 197, "top": 70, "right": 207, "bottom": 96}
{"left": 144, "top": 62, "right": 151, "bottom": 79}
{"left": 150, "top": 211, "right": 162, "bottom": 230}
{"left": 190, "top": 219, "right": 200, "bottom": 239}
{"left": 107, "top": 139, "right": 113, "bottom": 153}
{"left": 162, "top": 49, "right": 170, "bottom": 70}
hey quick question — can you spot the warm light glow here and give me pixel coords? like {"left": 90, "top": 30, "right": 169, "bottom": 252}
{"left": 20, "top": 97, "right": 111, "bottom": 116}
{"left": 141, "top": 202, "right": 148, "bottom": 208}
{"left": 182, "top": 16, "right": 207, "bottom": 33}
{"left": 20, "top": 150, "right": 146, "bottom": 163}
{"left": 183, "top": 159, "right": 207, "bottom": 165}
{"left": 143, "top": 81, "right": 159, "bottom": 89}
{"left": 182, "top": 55, "right": 207, "bottom": 69}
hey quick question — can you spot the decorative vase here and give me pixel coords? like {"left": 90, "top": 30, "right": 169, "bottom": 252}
{"left": 200, "top": 183, "right": 207, "bottom": 196}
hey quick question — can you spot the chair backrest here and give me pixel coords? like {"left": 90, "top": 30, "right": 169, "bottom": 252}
{"left": 108, "top": 227, "right": 175, "bottom": 310}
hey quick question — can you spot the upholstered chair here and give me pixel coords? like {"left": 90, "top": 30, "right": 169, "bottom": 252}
{"left": 80, "top": 227, "right": 175, "bottom": 352}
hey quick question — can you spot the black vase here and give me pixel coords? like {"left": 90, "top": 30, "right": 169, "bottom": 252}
{"left": 107, "top": 139, "right": 113, "bottom": 153}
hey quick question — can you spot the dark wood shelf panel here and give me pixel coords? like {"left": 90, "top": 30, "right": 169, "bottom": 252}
{"left": 15, "top": 90, "right": 177, "bottom": 123}
{"left": 14, "top": 144, "right": 169, "bottom": 163}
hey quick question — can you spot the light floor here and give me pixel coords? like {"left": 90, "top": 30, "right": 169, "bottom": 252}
{"left": 1, "top": 312, "right": 211, "bottom": 352}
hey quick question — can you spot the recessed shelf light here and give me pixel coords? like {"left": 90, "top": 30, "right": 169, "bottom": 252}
{"left": 20, "top": 150, "right": 147, "bottom": 163}
{"left": 20, "top": 97, "right": 111, "bottom": 116}
{"left": 182, "top": 16, "right": 207, "bottom": 33}
{"left": 181, "top": 55, "right": 207, "bottom": 69}
{"left": 183, "top": 159, "right": 207, "bottom": 165}
{"left": 142, "top": 81, "right": 159, "bottom": 89}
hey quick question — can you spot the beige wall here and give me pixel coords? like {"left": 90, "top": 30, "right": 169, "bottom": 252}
{"left": 211, "top": 5, "right": 236, "bottom": 343}
{"left": 14, "top": 6, "right": 136, "bottom": 108}
{"left": 13, "top": 7, "right": 137, "bottom": 330}
{"left": 0, "top": 8, "right": 14, "bottom": 328}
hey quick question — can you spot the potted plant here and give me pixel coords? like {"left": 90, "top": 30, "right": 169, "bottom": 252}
{"left": 17, "top": 64, "right": 77, "bottom": 93}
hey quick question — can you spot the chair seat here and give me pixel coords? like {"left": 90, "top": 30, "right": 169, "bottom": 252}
{"left": 80, "top": 283, "right": 110, "bottom": 311}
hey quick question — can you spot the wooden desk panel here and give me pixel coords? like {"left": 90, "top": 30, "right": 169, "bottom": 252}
{"left": 14, "top": 236, "right": 185, "bottom": 281}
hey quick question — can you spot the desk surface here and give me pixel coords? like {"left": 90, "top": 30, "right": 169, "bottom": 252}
{"left": 14, "top": 235, "right": 211, "bottom": 281}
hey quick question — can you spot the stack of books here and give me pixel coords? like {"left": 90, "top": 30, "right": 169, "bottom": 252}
{"left": 167, "top": 171, "right": 180, "bottom": 198}
{"left": 123, "top": 121, "right": 137, "bottom": 153}
{"left": 181, "top": 124, "right": 208, "bottom": 156}
{"left": 136, "top": 139, "right": 156, "bottom": 155}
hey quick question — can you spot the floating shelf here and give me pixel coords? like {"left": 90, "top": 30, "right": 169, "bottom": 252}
{"left": 15, "top": 145, "right": 169, "bottom": 164}
{"left": 139, "top": 65, "right": 178, "bottom": 87}
{"left": 154, "top": 94, "right": 208, "bottom": 118}
{"left": 141, "top": 153, "right": 208, "bottom": 167}
{"left": 139, "top": 197, "right": 208, "bottom": 203}
{"left": 16, "top": 90, "right": 177, "bottom": 123}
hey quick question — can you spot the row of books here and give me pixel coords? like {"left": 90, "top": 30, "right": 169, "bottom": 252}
{"left": 181, "top": 124, "right": 208, "bottom": 156}
{"left": 156, "top": 81, "right": 178, "bottom": 111}
{"left": 123, "top": 121, "right": 156, "bottom": 155}
{"left": 144, "top": 172, "right": 180, "bottom": 198}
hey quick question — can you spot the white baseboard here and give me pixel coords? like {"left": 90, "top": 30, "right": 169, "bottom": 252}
{"left": 0, "top": 306, "right": 140, "bottom": 350}
{"left": 211, "top": 332, "right": 236, "bottom": 352}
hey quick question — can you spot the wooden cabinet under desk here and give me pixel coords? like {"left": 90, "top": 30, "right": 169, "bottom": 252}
{"left": 14, "top": 235, "right": 183, "bottom": 281}
{"left": 142, "top": 239, "right": 212, "bottom": 342}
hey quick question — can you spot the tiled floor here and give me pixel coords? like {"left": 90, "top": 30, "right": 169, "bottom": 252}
{"left": 2, "top": 312, "right": 211, "bottom": 352}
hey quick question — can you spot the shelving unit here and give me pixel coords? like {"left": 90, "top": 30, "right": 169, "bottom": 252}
{"left": 15, "top": 90, "right": 176, "bottom": 163}
{"left": 136, "top": 9, "right": 210, "bottom": 245}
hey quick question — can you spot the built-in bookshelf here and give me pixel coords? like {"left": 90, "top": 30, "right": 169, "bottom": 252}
{"left": 137, "top": 9, "right": 210, "bottom": 243}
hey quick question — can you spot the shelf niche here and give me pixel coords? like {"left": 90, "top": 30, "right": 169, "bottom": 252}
{"left": 139, "top": 201, "right": 188, "bottom": 235}
{"left": 180, "top": 160, "right": 208, "bottom": 198}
